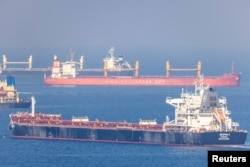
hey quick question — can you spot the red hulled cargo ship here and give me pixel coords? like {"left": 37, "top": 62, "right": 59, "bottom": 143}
{"left": 44, "top": 47, "right": 240, "bottom": 87}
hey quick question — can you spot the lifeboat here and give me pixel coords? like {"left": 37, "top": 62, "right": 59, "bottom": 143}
{"left": 0, "top": 90, "right": 8, "bottom": 96}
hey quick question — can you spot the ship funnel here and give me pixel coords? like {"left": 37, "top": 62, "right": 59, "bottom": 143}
{"left": 31, "top": 96, "right": 36, "bottom": 117}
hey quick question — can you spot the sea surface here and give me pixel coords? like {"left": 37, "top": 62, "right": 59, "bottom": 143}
{"left": 0, "top": 55, "right": 250, "bottom": 166}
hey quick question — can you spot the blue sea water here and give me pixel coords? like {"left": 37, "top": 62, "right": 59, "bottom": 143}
{"left": 0, "top": 75, "right": 249, "bottom": 167}
{"left": 0, "top": 54, "right": 250, "bottom": 166}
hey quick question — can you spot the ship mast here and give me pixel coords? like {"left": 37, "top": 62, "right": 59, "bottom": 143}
{"left": 109, "top": 47, "right": 115, "bottom": 58}
{"left": 231, "top": 62, "right": 235, "bottom": 74}
{"left": 31, "top": 96, "right": 36, "bottom": 117}
{"left": 69, "top": 48, "right": 74, "bottom": 61}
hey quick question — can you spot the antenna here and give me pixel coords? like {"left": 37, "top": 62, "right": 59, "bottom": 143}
{"left": 69, "top": 48, "right": 75, "bottom": 61}
{"left": 231, "top": 62, "right": 235, "bottom": 74}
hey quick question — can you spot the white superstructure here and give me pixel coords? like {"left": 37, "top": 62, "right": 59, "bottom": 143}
{"left": 50, "top": 50, "right": 83, "bottom": 78}
{"left": 164, "top": 77, "right": 239, "bottom": 132}
{"left": 103, "top": 47, "right": 132, "bottom": 71}
{"left": 49, "top": 47, "right": 134, "bottom": 78}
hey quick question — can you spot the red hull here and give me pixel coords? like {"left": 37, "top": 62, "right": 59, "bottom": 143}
{"left": 44, "top": 73, "right": 240, "bottom": 87}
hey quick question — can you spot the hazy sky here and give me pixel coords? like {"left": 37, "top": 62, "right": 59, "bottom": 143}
{"left": 0, "top": 0, "right": 250, "bottom": 52}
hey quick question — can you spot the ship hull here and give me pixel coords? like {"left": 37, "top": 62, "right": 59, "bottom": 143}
{"left": 1, "top": 69, "right": 47, "bottom": 76}
{"left": 11, "top": 124, "right": 247, "bottom": 146}
{"left": 0, "top": 101, "right": 31, "bottom": 108}
{"left": 44, "top": 74, "right": 240, "bottom": 87}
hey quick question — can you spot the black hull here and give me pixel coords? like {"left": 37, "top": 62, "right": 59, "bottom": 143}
{"left": 0, "top": 101, "right": 31, "bottom": 108}
{"left": 11, "top": 124, "right": 247, "bottom": 146}
{"left": 1, "top": 69, "right": 46, "bottom": 76}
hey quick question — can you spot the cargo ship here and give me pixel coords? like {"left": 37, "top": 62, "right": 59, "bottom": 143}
{"left": 0, "top": 55, "right": 47, "bottom": 76}
{"left": 0, "top": 76, "right": 31, "bottom": 108}
{"left": 9, "top": 79, "right": 247, "bottom": 145}
{"left": 44, "top": 47, "right": 240, "bottom": 87}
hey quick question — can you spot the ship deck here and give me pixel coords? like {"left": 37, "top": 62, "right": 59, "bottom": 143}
{"left": 10, "top": 113, "right": 164, "bottom": 131}
{"left": 10, "top": 113, "right": 245, "bottom": 133}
